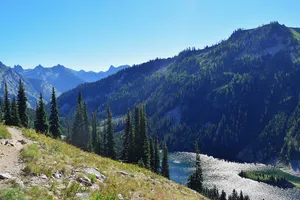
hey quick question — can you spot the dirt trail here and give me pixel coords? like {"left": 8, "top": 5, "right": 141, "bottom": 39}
{"left": 0, "top": 127, "right": 31, "bottom": 179}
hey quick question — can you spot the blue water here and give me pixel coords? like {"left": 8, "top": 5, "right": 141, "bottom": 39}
{"left": 168, "top": 152, "right": 300, "bottom": 200}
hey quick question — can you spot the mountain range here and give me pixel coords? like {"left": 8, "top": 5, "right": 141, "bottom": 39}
{"left": 56, "top": 22, "right": 300, "bottom": 165}
{"left": 0, "top": 63, "right": 129, "bottom": 106}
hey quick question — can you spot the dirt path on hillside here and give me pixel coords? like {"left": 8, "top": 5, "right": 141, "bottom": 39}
{"left": 0, "top": 127, "right": 31, "bottom": 180}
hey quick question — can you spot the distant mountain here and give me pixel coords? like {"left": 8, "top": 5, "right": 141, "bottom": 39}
{"left": 71, "top": 65, "right": 129, "bottom": 82}
{"left": 10, "top": 64, "right": 129, "bottom": 103}
{"left": 57, "top": 22, "right": 300, "bottom": 165}
{"left": 0, "top": 62, "right": 38, "bottom": 106}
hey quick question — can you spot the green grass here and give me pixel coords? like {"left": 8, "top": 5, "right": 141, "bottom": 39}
{"left": 291, "top": 28, "right": 300, "bottom": 42}
{"left": 239, "top": 168, "right": 300, "bottom": 188}
{"left": 0, "top": 187, "right": 25, "bottom": 200}
{"left": 19, "top": 128, "right": 208, "bottom": 200}
{"left": 0, "top": 123, "right": 11, "bottom": 139}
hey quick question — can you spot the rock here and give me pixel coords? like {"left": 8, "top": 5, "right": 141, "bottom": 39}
{"left": 40, "top": 174, "right": 48, "bottom": 179}
{"left": 83, "top": 167, "right": 106, "bottom": 182}
{"left": 118, "top": 171, "right": 128, "bottom": 176}
{"left": 118, "top": 194, "right": 124, "bottom": 200}
{"left": 77, "top": 176, "right": 92, "bottom": 186}
{"left": 4, "top": 140, "right": 15, "bottom": 147}
{"left": 18, "top": 139, "right": 27, "bottom": 145}
{"left": 75, "top": 192, "right": 89, "bottom": 198}
{"left": 53, "top": 171, "right": 62, "bottom": 179}
{"left": 0, "top": 173, "right": 12, "bottom": 179}
{"left": 90, "top": 184, "right": 100, "bottom": 191}
{"left": 15, "top": 179, "right": 25, "bottom": 189}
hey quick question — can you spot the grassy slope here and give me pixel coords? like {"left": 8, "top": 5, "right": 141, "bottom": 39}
{"left": 3, "top": 128, "right": 207, "bottom": 200}
{"left": 0, "top": 123, "right": 11, "bottom": 139}
{"left": 240, "top": 169, "right": 300, "bottom": 188}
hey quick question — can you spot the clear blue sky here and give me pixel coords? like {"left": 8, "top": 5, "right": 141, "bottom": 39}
{"left": 0, "top": 0, "right": 299, "bottom": 71}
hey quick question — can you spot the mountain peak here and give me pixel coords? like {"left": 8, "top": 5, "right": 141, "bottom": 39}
{"left": 35, "top": 64, "right": 44, "bottom": 70}
{"left": 109, "top": 65, "right": 116, "bottom": 70}
{"left": 52, "top": 64, "right": 66, "bottom": 69}
{"left": 14, "top": 65, "right": 24, "bottom": 73}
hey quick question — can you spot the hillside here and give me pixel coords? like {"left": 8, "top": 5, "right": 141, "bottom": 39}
{"left": 57, "top": 22, "right": 300, "bottom": 165}
{"left": 0, "top": 125, "right": 206, "bottom": 200}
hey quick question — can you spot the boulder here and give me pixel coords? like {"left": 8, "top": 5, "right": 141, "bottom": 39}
{"left": 0, "top": 173, "right": 12, "bottom": 179}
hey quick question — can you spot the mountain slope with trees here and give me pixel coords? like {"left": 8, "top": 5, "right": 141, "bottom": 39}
{"left": 57, "top": 22, "right": 300, "bottom": 164}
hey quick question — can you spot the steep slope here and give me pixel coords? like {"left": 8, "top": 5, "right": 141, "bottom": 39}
{"left": 57, "top": 22, "right": 300, "bottom": 164}
{"left": 0, "top": 62, "right": 38, "bottom": 106}
{"left": 0, "top": 126, "right": 207, "bottom": 200}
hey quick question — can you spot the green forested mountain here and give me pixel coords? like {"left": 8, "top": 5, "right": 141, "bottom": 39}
{"left": 57, "top": 22, "right": 300, "bottom": 164}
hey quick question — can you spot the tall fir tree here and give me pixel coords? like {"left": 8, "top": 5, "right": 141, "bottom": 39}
{"left": 154, "top": 136, "right": 160, "bottom": 173}
{"left": 161, "top": 141, "right": 170, "bottom": 179}
{"left": 140, "top": 105, "right": 150, "bottom": 169}
{"left": 106, "top": 104, "right": 116, "bottom": 159}
{"left": 17, "top": 79, "right": 28, "bottom": 127}
{"left": 72, "top": 92, "right": 84, "bottom": 147}
{"left": 134, "top": 106, "right": 141, "bottom": 162}
{"left": 150, "top": 137, "right": 155, "bottom": 172}
{"left": 102, "top": 120, "right": 108, "bottom": 156}
{"left": 91, "top": 112, "right": 98, "bottom": 153}
{"left": 4, "top": 82, "right": 12, "bottom": 125}
{"left": 122, "top": 108, "right": 134, "bottom": 162}
{"left": 83, "top": 101, "right": 90, "bottom": 149}
{"left": 49, "top": 87, "right": 61, "bottom": 138}
{"left": 11, "top": 96, "right": 20, "bottom": 126}
{"left": 0, "top": 97, "right": 3, "bottom": 121}
{"left": 34, "top": 93, "right": 48, "bottom": 134}
{"left": 187, "top": 142, "right": 203, "bottom": 193}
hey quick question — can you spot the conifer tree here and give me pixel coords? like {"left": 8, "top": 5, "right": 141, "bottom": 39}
{"left": 102, "top": 120, "right": 107, "bottom": 156}
{"left": 0, "top": 97, "right": 3, "bottom": 121}
{"left": 220, "top": 190, "right": 227, "bottom": 200}
{"left": 34, "top": 93, "right": 48, "bottom": 134}
{"left": 134, "top": 106, "right": 141, "bottom": 161}
{"left": 122, "top": 108, "right": 132, "bottom": 162}
{"left": 128, "top": 111, "right": 135, "bottom": 163}
{"left": 11, "top": 96, "right": 20, "bottom": 126}
{"left": 17, "top": 79, "right": 28, "bottom": 127}
{"left": 154, "top": 136, "right": 160, "bottom": 173}
{"left": 187, "top": 142, "right": 203, "bottom": 193}
{"left": 150, "top": 138, "right": 155, "bottom": 172}
{"left": 72, "top": 92, "right": 84, "bottom": 147}
{"left": 140, "top": 105, "right": 150, "bottom": 169}
{"left": 4, "top": 82, "right": 12, "bottom": 125}
{"left": 161, "top": 141, "right": 170, "bottom": 179}
{"left": 106, "top": 104, "right": 116, "bottom": 159}
{"left": 91, "top": 113, "right": 98, "bottom": 153}
{"left": 49, "top": 87, "right": 61, "bottom": 138}
{"left": 83, "top": 101, "right": 89, "bottom": 147}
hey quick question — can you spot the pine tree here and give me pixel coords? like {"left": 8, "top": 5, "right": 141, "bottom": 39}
{"left": 228, "top": 189, "right": 239, "bottom": 200}
{"left": 122, "top": 108, "right": 132, "bottom": 162}
{"left": 187, "top": 142, "right": 203, "bottom": 193}
{"left": 11, "top": 96, "right": 20, "bottom": 126}
{"left": 17, "top": 79, "right": 28, "bottom": 127}
{"left": 161, "top": 141, "right": 170, "bottom": 179}
{"left": 49, "top": 87, "right": 61, "bottom": 138}
{"left": 106, "top": 104, "right": 116, "bottom": 159}
{"left": 150, "top": 137, "right": 155, "bottom": 172}
{"left": 34, "top": 93, "right": 48, "bottom": 134}
{"left": 91, "top": 112, "right": 98, "bottom": 153}
{"left": 140, "top": 105, "right": 150, "bottom": 169}
{"left": 128, "top": 110, "right": 135, "bottom": 163}
{"left": 4, "top": 82, "right": 12, "bottom": 125}
{"left": 134, "top": 106, "right": 141, "bottom": 162}
{"left": 102, "top": 120, "right": 107, "bottom": 156}
{"left": 72, "top": 92, "right": 84, "bottom": 147}
{"left": 0, "top": 97, "right": 4, "bottom": 121}
{"left": 83, "top": 101, "right": 90, "bottom": 148}
{"left": 154, "top": 136, "right": 160, "bottom": 173}
{"left": 220, "top": 190, "right": 227, "bottom": 200}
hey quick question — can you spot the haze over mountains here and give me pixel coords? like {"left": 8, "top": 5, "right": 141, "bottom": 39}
{"left": 57, "top": 22, "right": 300, "bottom": 165}
{"left": 0, "top": 62, "right": 129, "bottom": 106}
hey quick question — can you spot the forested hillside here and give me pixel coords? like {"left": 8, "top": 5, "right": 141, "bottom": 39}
{"left": 57, "top": 22, "right": 300, "bottom": 164}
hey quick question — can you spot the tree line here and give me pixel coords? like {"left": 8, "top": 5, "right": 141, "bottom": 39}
{"left": 69, "top": 92, "right": 170, "bottom": 178}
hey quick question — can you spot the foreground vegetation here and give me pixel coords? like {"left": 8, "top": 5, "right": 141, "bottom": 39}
{"left": 1, "top": 128, "right": 206, "bottom": 200}
{"left": 239, "top": 169, "right": 300, "bottom": 188}
{"left": 0, "top": 123, "right": 10, "bottom": 139}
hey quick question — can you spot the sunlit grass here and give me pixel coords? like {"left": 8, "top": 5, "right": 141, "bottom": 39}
{"left": 21, "top": 128, "right": 207, "bottom": 200}
{"left": 0, "top": 123, "right": 11, "bottom": 139}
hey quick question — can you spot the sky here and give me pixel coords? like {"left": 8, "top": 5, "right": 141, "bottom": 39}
{"left": 0, "top": 0, "right": 299, "bottom": 72}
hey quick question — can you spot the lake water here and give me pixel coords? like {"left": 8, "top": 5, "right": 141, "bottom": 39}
{"left": 169, "top": 152, "right": 300, "bottom": 200}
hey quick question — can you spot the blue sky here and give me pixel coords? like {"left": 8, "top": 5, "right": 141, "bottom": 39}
{"left": 0, "top": 0, "right": 299, "bottom": 71}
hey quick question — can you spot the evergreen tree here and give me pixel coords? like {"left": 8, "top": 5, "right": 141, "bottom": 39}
{"left": 154, "top": 136, "right": 160, "bottom": 173}
{"left": 140, "top": 105, "right": 150, "bottom": 169}
{"left": 34, "top": 93, "right": 48, "bottom": 134}
{"left": 91, "top": 113, "right": 98, "bottom": 153}
{"left": 106, "top": 104, "right": 116, "bottom": 159}
{"left": 128, "top": 110, "right": 135, "bottom": 163}
{"left": 122, "top": 108, "right": 132, "bottom": 162}
{"left": 150, "top": 137, "right": 155, "bottom": 171}
{"left": 4, "top": 82, "right": 12, "bottom": 125}
{"left": 134, "top": 106, "right": 141, "bottom": 162}
{"left": 0, "top": 97, "right": 4, "bottom": 121}
{"left": 220, "top": 190, "right": 227, "bottom": 200}
{"left": 17, "top": 79, "right": 28, "bottom": 127}
{"left": 161, "top": 141, "right": 170, "bottom": 179}
{"left": 72, "top": 92, "right": 84, "bottom": 147}
{"left": 239, "top": 191, "right": 244, "bottom": 200}
{"left": 228, "top": 189, "right": 239, "bottom": 200}
{"left": 11, "top": 96, "right": 20, "bottom": 126}
{"left": 49, "top": 87, "right": 61, "bottom": 138}
{"left": 187, "top": 142, "right": 203, "bottom": 193}
{"left": 102, "top": 120, "right": 108, "bottom": 156}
